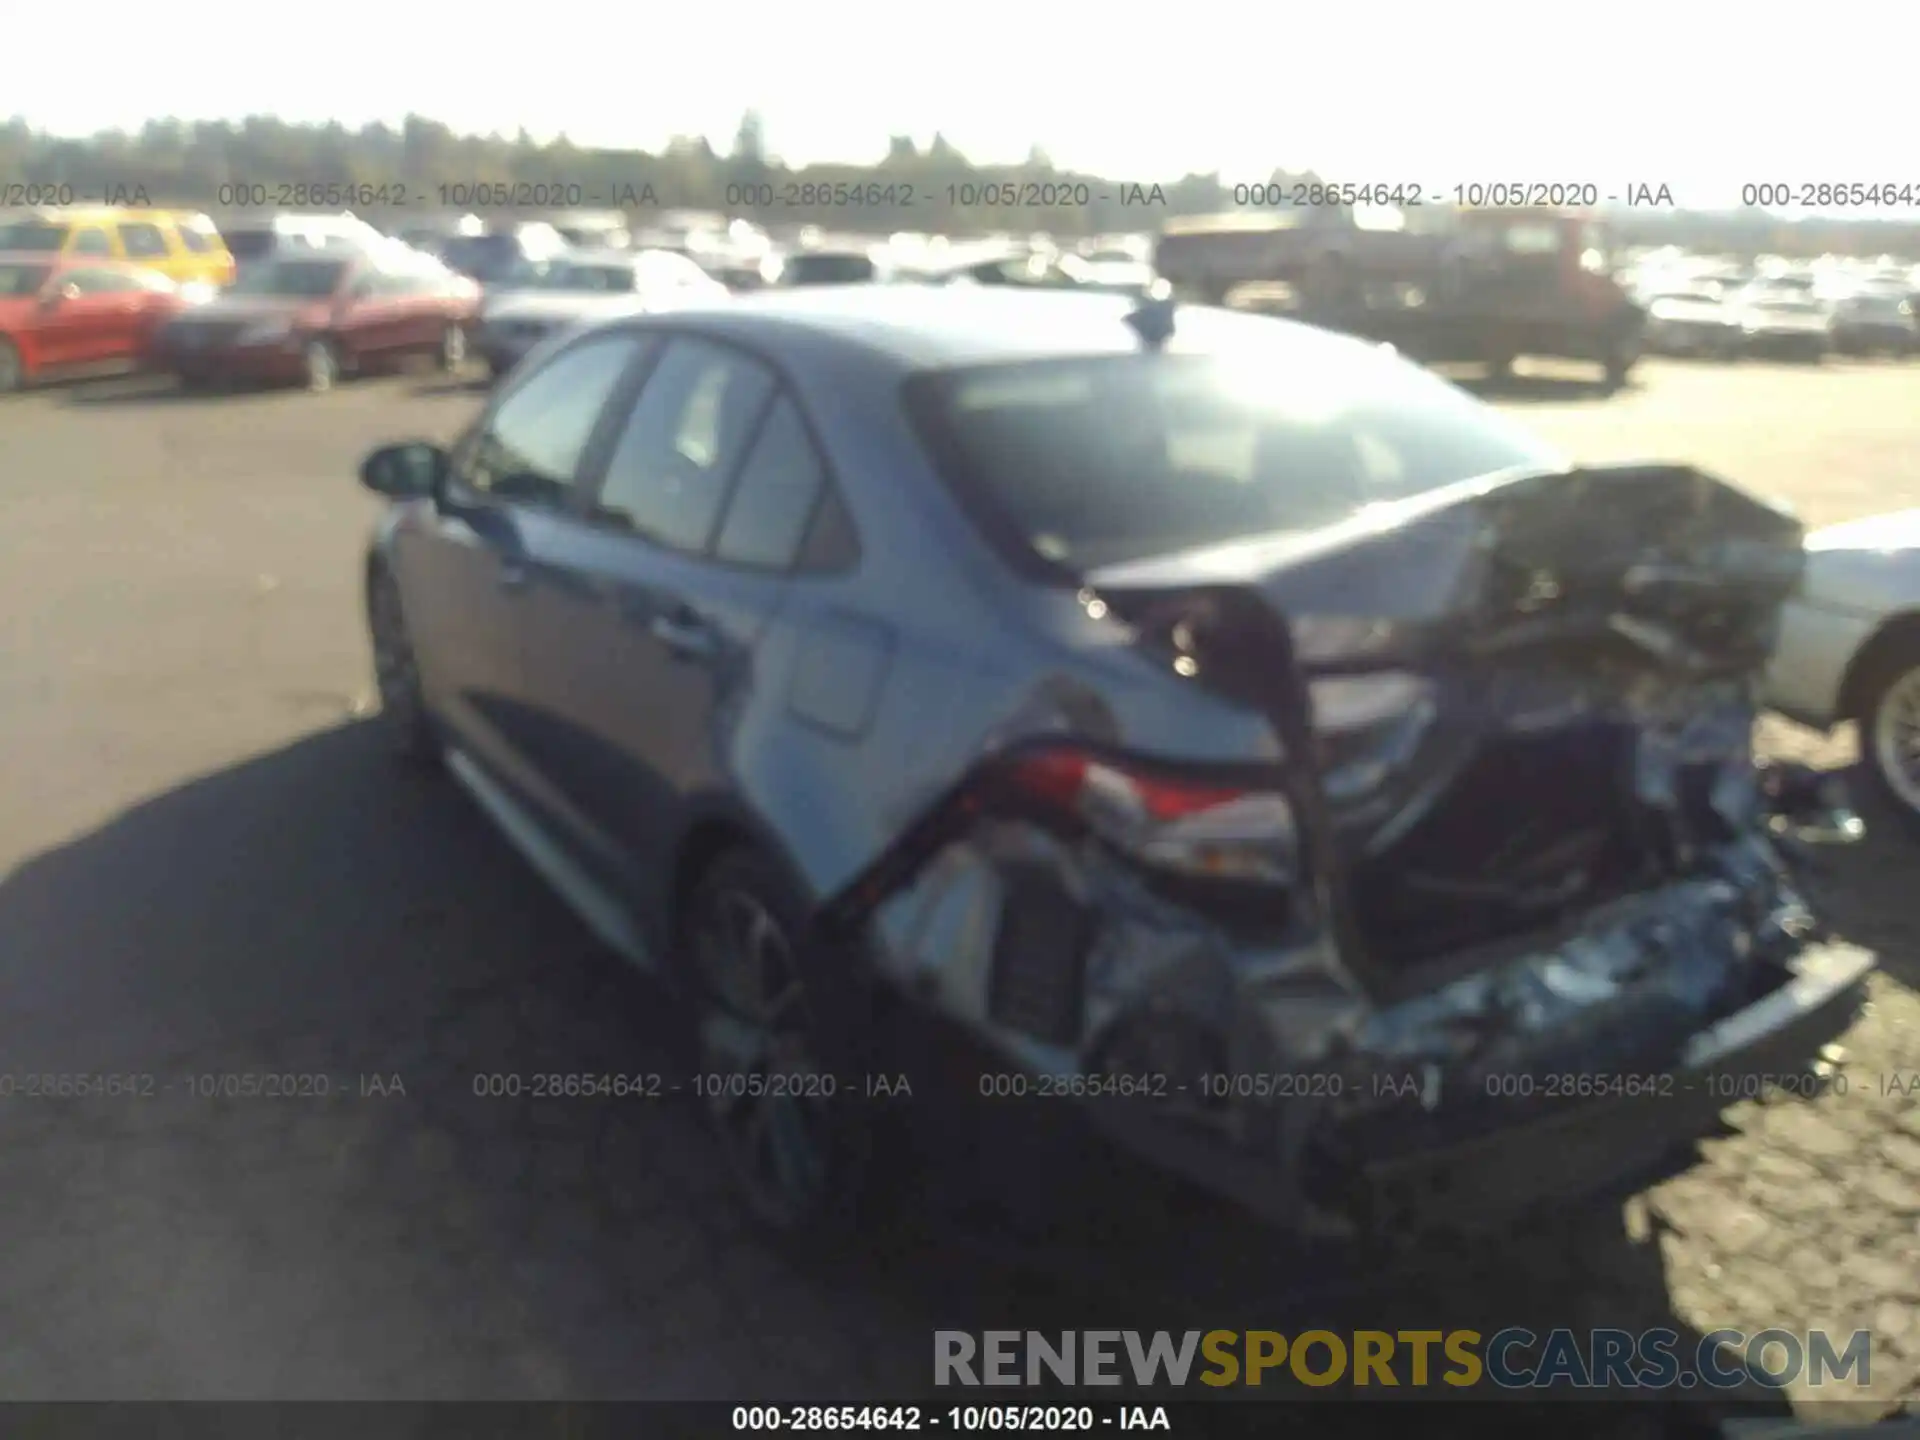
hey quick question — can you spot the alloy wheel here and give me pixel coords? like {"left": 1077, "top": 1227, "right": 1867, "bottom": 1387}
{"left": 441, "top": 324, "right": 467, "bottom": 371}
{"left": 1869, "top": 662, "right": 1920, "bottom": 815}
{"left": 688, "top": 882, "right": 836, "bottom": 1229}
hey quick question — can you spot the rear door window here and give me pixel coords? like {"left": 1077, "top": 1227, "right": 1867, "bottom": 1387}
{"left": 711, "top": 398, "right": 829, "bottom": 570}
{"left": 590, "top": 338, "right": 776, "bottom": 552}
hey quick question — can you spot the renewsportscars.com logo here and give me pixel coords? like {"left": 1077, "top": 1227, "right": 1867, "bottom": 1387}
{"left": 934, "top": 1329, "right": 1874, "bottom": 1390}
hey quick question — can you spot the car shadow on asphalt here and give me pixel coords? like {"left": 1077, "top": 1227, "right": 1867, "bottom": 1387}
{"left": 0, "top": 719, "right": 1811, "bottom": 1415}
{"left": 60, "top": 377, "right": 286, "bottom": 408}
{"left": 409, "top": 375, "right": 493, "bottom": 398}
{"left": 1795, "top": 796, "right": 1920, "bottom": 993}
{"left": 1457, "top": 373, "right": 1636, "bottom": 404}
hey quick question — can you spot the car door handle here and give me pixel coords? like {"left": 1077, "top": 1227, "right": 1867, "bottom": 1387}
{"left": 649, "top": 609, "right": 717, "bottom": 661}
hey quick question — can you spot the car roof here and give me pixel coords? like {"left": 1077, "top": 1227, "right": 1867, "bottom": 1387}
{"left": 624, "top": 285, "right": 1372, "bottom": 373}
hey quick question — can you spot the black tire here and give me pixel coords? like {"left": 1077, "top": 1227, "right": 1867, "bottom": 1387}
{"left": 0, "top": 337, "right": 22, "bottom": 393}
{"left": 365, "top": 564, "right": 440, "bottom": 763}
{"left": 675, "top": 847, "right": 877, "bottom": 1243}
{"left": 1850, "top": 637, "right": 1920, "bottom": 842}
{"left": 1485, "top": 353, "right": 1516, "bottom": 382}
{"left": 1602, "top": 322, "right": 1642, "bottom": 392}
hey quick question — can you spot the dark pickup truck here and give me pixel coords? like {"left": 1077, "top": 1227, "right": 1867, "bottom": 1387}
{"left": 1157, "top": 206, "right": 1646, "bottom": 390}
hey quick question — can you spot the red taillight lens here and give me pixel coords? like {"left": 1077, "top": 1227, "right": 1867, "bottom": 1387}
{"left": 999, "top": 746, "right": 1297, "bottom": 885}
{"left": 1006, "top": 750, "right": 1248, "bottom": 822}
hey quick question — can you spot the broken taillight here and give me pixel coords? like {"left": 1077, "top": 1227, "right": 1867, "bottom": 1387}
{"left": 999, "top": 747, "right": 1298, "bottom": 885}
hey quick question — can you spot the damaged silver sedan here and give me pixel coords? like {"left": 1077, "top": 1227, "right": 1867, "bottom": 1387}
{"left": 359, "top": 287, "right": 1871, "bottom": 1241}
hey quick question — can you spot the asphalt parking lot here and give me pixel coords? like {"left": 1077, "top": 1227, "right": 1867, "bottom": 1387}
{"left": 1, "top": 357, "right": 1917, "bottom": 1412}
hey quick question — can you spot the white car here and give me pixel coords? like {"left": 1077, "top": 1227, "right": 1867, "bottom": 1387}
{"left": 473, "top": 250, "right": 725, "bottom": 378}
{"left": 1763, "top": 509, "right": 1920, "bottom": 833}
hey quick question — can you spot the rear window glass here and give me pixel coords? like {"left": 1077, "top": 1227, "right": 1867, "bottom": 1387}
{"left": 440, "top": 234, "right": 520, "bottom": 279}
{"left": 544, "top": 262, "right": 632, "bottom": 292}
{"left": 0, "top": 263, "right": 50, "bottom": 295}
{"left": 905, "top": 347, "right": 1560, "bottom": 571}
{"left": 226, "top": 230, "right": 277, "bottom": 259}
{"left": 226, "top": 258, "right": 349, "bottom": 298}
{"left": 783, "top": 253, "right": 875, "bottom": 285}
{"left": 0, "top": 221, "right": 68, "bottom": 252}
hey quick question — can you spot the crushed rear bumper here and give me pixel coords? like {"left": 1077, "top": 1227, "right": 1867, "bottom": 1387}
{"left": 1057, "top": 935, "right": 1869, "bottom": 1240}
{"left": 1308, "top": 941, "right": 1869, "bottom": 1236}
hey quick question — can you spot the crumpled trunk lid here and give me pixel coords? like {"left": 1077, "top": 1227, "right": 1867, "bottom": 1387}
{"left": 1086, "top": 463, "right": 1808, "bottom": 982}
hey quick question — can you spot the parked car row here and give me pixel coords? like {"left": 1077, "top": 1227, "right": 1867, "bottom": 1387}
{"left": 8, "top": 202, "right": 1912, "bottom": 394}
{"left": 1630, "top": 248, "right": 1919, "bottom": 362}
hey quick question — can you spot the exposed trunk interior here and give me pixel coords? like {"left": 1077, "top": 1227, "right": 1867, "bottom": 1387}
{"left": 1096, "top": 463, "right": 1807, "bottom": 982}
{"left": 1325, "top": 467, "right": 1801, "bottom": 969}
{"left": 1345, "top": 717, "right": 1649, "bottom": 964}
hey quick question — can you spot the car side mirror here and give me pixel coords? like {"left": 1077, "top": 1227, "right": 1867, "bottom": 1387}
{"left": 40, "top": 282, "right": 79, "bottom": 308}
{"left": 359, "top": 441, "right": 446, "bottom": 500}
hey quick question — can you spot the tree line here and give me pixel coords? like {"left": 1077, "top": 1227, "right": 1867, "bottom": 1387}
{"left": 4, "top": 113, "right": 1918, "bottom": 255}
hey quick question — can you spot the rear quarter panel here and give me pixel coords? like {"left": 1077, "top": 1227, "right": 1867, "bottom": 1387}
{"left": 714, "top": 336, "right": 1282, "bottom": 935}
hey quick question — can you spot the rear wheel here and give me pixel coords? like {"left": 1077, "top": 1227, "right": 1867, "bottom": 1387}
{"left": 677, "top": 848, "right": 875, "bottom": 1242}
{"left": 0, "top": 338, "right": 23, "bottom": 393}
{"left": 1852, "top": 637, "right": 1920, "bottom": 840}
{"left": 303, "top": 338, "right": 340, "bottom": 392}
{"left": 1602, "top": 323, "right": 1641, "bottom": 391}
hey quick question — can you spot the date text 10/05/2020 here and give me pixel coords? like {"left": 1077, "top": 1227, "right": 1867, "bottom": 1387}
{"left": 467, "top": 1066, "right": 1916, "bottom": 1106}
{"left": 466, "top": 1072, "right": 917, "bottom": 1101}
{"left": 731, "top": 1406, "right": 1172, "bottom": 1432}
{"left": 1227, "top": 181, "right": 1677, "bottom": 209}
{"left": 970, "top": 1068, "right": 1913, "bottom": 1106}
{"left": 0, "top": 1073, "right": 407, "bottom": 1099}
{"left": 196, "top": 180, "right": 1177, "bottom": 212}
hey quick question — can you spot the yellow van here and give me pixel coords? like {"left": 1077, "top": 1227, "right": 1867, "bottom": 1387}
{"left": 0, "top": 208, "right": 236, "bottom": 287}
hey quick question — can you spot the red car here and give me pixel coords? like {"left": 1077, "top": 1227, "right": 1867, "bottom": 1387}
{"left": 0, "top": 253, "right": 188, "bottom": 392}
{"left": 151, "top": 250, "right": 480, "bottom": 391}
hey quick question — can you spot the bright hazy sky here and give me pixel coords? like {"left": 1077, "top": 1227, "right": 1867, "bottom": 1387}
{"left": 14, "top": 0, "right": 1920, "bottom": 216}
